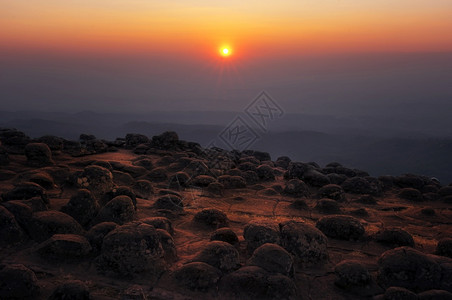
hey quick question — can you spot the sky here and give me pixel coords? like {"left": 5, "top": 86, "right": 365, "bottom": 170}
{"left": 1, "top": 0, "right": 452, "bottom": 114}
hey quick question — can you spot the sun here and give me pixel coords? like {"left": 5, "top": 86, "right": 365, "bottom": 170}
{"left": 219, "top": 47, "right": 231, "bottom": 57}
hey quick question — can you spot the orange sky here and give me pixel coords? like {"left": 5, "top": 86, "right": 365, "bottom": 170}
{"left": 1, "top": 1, "right": 452, "bottom": 59}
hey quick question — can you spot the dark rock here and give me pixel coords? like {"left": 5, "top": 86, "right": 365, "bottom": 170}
{"left": 132, "top": 180, "right": 154, "bottom": 199}
{"left": 327, "top": 173, "right": 348, "bottom": 185}
{"left": 258, "top": 188, "right": 279, "bottom": 196}
{"left": 423, "top": 193, "right": 440, "bottom": 202}
{"left": 48, "top": 280, "right": 90, "bottom": 300}
{"left": 61, "top": 189, "right": 99, "bottom": 228}
{"left": 303, "top": 170, "right": 330, "bottom": 187}
{"left": 1, "top": 200, "right": 32, "bottom": 230}
{"left": 279, "top": 220, "right": 328, "bottom": 264}
{"left": 156, "top": 228, "right": 177, "bottom": 262}
{"left": 0, "top": 264, "right": 40, "bottom": 298}
{"left": 219, "top": 266, "right": 297, "bottom": 300}
{"left": 421, "top": 208, "right": 436, "bottom": 216}
{"left": 29, "top": 211, "right": 84, "bottom": 242}
{"left": 102, "top": 186, "right": 137, "bottom": 209}
{"left": 79, "top": 134, "right": 96, "bottom": 141}
{"left": 374, "top": 228, "right": 415, "bottom": 248}
{"left": 206, "top": 182, "right": 224, "bottom": 196}
{"left": 275, "top": 156, "right": 291, "bottom": 169}
{"left": 96, "top": 222, "right": 165, "bottom": 277}
{"left": 256, "top": 165, "right": 275, "bottom": 181}
{"left": 0, "top": 170, "right": 15, "bottom": 181}
{"left": 334, "top": 260, "right": 371, "bottom": 289}
{"left": 383, "top": 286, "right": 418, "bottom": 300}
{"left": 0, "top": 129, "right": 31, "bottom": 154}
{"left": 28, "top": 172, "right": 55, "bottom": 189}
{"left": 121, "top": 165, "right": 148, "bottom": 178}
{"left": 168, "top": 172, "right": 190, "bottom": 190}
{"left": 238, "top": 162, "right": 258, "bottom": 172}
{"left": 85, "top": 222, "right": 118, "bottom": 253}
{"left": 439, "top": 186, "right": 452, "bottom": 198}
{"left": 244, "top": 220, "right": 280, "bottom": 253}
{"left": 188, "top": 175, "right": 217, "bottom": 187}
{"left": 342, "top": 177, "right": 376, "bottom": 195}
{"left": 153, "top": 195, "right": 183, "bottom": 211}
{"left": 132, "top": 158, "right": 154, "bottom": 170}
{"left": 399, "top": 188, "right": 423, "bottom": 201}
{"left": 193, "top": 208, "right": 229, "bottom": 229}
{"left": 248, "top": 243, "right": 293, "bottom": 276}
{"left": 218, "top": 175, "right": 246, "bottom": 189}
{"left": 36, "top": 234, "right": 92, "bottom": 259}
{"left": 2, "top": 182, "right": 48, "bottom": 204}
{"left": 378, "top": 175, "right": 395, "bottom": 191}
{"left": 436, "top": 238, "right": 452, "bottom": 258}
{"left": 147, "top": 167, "right": 168, "bottom": 183}
{"left": 283, "top": 179, "right": 310, "bottom": 197}
{"left": 418, "top": 290, "right": 452, "bottom": 300}
{"left": 242, "top": 170, "right": 259, "bottom": 185}
{"left": 316, "top": 215, "right": 365, "bottom": 240}
{"left": 172, "top": 262, "right": 222, "bottom": 291}
{"left": 95, "top": 195, "right": 136, "bottom": 225}
{"left": 191, "top": 241, "right": 240, "bottom": 272}
{"left": 351, "top": 208, "right": 369, "bottom": 217}
{"left": 394, "top": 174, "right": 425, "bottom": 190}
{"left": 423, "top": 185, "right": 439, "bottom": 193}
{"left": 317, "top": 184, "right": 346, "bottom": 202}
{"left": 284, "top": 162, "right": 312, "bottom": 180}
{"left": 75, "top": 165, "right": 113, "bottom": 199}
{"left": 0, "top": 205, "right": 26, "bottom": 246}
{"left": 112, "top": 170, "right": 134, "bottom": 186}
{"left": 141, "top": 217, "right": 174, "bottom": 236}
{"left": 210, "top": 227, "right": 239, "bottom": 245}
{"left": 315, "top": 198, "right": 342, "bottom": 214}
{"left": 377, "top": 246, "right": 442, "bottom": 292}
{"left": 125, "top": 133, "right": 149, "bottom": 149}
{"left": 150, "top": 131, "right": 179, "bottom": 150}
{"left": 242, "top": 150, "right": 271, "bottom": 162}
{"left": 25, "top": 142, "right": 53, "bottom": 166}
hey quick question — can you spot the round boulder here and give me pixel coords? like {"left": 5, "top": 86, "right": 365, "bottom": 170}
{"left": 2, "top": 182, "right": 48, "bottom": 204}
{"left": 399, "top": 188, "right": 423, "bottom": 202}
{"left": 191, "top": 241, "right": 240, "bottom": 272}
{"left": 0, "top": 264, "right": 40, "bottom": 299}
{"left": 0, "top": 205, "right": 26, "bottom": 246}
{"left": 218, "top": 175, "right": 246, "bottom": 189}
{"left": 283, "top": 179, "right": 310, "bottom": 197}
{"left": 341, "top": 177, "right": 374, "bottom": 194}
{"left": 279, "top": 220, "right": 328, "bottom": 264}
{"left": 61, "top": 189, "right": 99, "bottom": 228}
{"left": 36, "top": 234, "right": 92, "bottom": 259}
{"left": 316, "top": 215, "right": 365, "bottom": 240}
{"left": 96, "top": 222, "right": 165, "bottom": 277}
{"left": 436, "top": 238, "right": 452, "bottom": 258}
{"left": 25, "top": 142, "right": 53, "bottom": 166}
{"left": 377, "top": 246, "right": 442, "bottom": 292}
{"left": 141, "top": 217, "right": 174, "bottom": 236}
{"left": 153, "top": 194, "right": 183, "bottom": 211}
{"left": 102, "top": 186, "right": 137, "bottom": 209}
{"left": 172, "top": 262, "right": 222, "bottom": 291}
{"left": 193, "top": 208, "right": 229, "bottom": 229}
{"left": 317, "top": 184, "right": 346, "bottom": 202}
{"left": 133, "top": 179, "right": 154, "bottom": 199}
{"left": 29, "top": 211, "right": 84, "bottom": 242}
{"left": 303, "top": 170, "right": 330, "bottom": 187}
{"left": 256, "top": 165, "right": 275, "bottom": 181}
{"left": 243, "top": 220, "right": 281, "bottom": 253}
{"left": 334, "top": 260, "right": 371, "bottom": 289}
{"left": 85, "top": 222, "right": 118, "bottom": 253}
{"left": 76, "top": 165, "right": 113, "bottom": 198}
{"left": 95, "top": 195, "right": 136, "bottom": 225}
{"left": 314, "top": 198, "right": 342, "bottom": 214}
{"left": 210, "top": 228, "right": 239, "bottom": 245}
{"left": 383, "top": 286, "right": 418, "bottom": 300}
{"left": 248, "top": 243, "right": 294, "bottom": 276}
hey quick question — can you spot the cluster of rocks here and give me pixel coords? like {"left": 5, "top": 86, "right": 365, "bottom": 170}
{"left": 1, "top": 128, "right": 452, "bottom": 299}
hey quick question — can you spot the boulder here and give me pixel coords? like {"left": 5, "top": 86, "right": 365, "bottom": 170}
{"left": 153, "top": 194, "right": 184, "bottom": 211}
{"left": 279, "top": 220, "right": 328, "bottom": 264}
{"left": 399, "top": 188, "right": 424, "bottom": 202}
{"left": 0, "top": 205, "right": 26, "bottom": 246}
{"left": 141, "top": 217, "right": 174, "bottom": 236}
{"left": 85, "top": 222, "right": 118, "bottom": 253}
{"left": 172, "top": 262, "right": 222, "bottom": 291}
{"left": 0, "top": 264, "right": 40, "bottom": 298}
{"left": 75, "top": 165, "right": 113, "bottom": 199}
{"left": 248, "top": 243, "right": 294, "bottom": 276}
{"left": 193, "top": 208, "right": 229, "bottom": 229}
{"left": 316, "top": 215, "right": 365, "bottom": 240}
{"left": 2, "top": 182, "right": 48, "bottom": 204}
{"left": 95, "top": 195, "right": 136, "bottom": 225}
{"left": 191, "top": 241, "right": 240, "bottom": 272}
{"left": 377, "top": 247, "right": 442, "bottom": 292}
{"left": 48, "top": 280, "right": 90, "bottom": 300}
{"left": 96, "top": 222, "right": 165, "bottom": 277}
{"left": 210, "top": 228, "right": 239, "bottom": 245}
{"left": 244, "top": 220, "right": 281, "bottom": 253}
{"left": 29, "top": 211, "right": 84, "bottom": 242}
{"left": 317, "top": 184, "right": 346, "bottom": 202}
{"left": 25, "top": 142, "right": 54, "bottom": 166}
{"left": 133, "top": 180, "right": 154, "bottom": 199}
{"left": 436, "top": 238, "right": 452, "bottom": 258}
{"left": 36, "top": 234, "right": 92, "bottom": 259}
{"left": 61, "top": 189, "right": 99, "bottom": 228}
{"left": 374, "top": 228, "right": 415, "bottom": 248}
{"left": 283, "top": 179, "right": 310, "bottom": 197}
{"left": 334, "top": 260, "right": 371, "bottom": 289}
{"left": 218, "top": 175, "right": 246, "bottom": 189}
{"left": 314, "top": 198, "right": 342, "bottom": 214}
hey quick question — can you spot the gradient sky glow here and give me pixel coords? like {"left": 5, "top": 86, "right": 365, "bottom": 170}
{"left": 1, "top": 1, "right": 452, "bottom": 113}
{"left": 2, "top": 0, "right": 452, "bottom": 56}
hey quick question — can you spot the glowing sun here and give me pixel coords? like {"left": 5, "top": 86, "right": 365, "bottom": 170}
{"left": 220, "top": 47, "right": 231, "bottom": 57}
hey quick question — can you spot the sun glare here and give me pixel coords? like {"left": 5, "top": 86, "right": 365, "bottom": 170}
{"left": 220, "top": 46, "right": 231, "bottom": 57}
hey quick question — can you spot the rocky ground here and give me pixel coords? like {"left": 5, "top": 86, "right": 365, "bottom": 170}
{"left": 0, "top": 128, "right": 452, "bottom": 300}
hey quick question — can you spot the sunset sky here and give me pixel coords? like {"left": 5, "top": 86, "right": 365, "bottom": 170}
{"left": 1, "top": 0, "right": 452, "bottom": 113}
